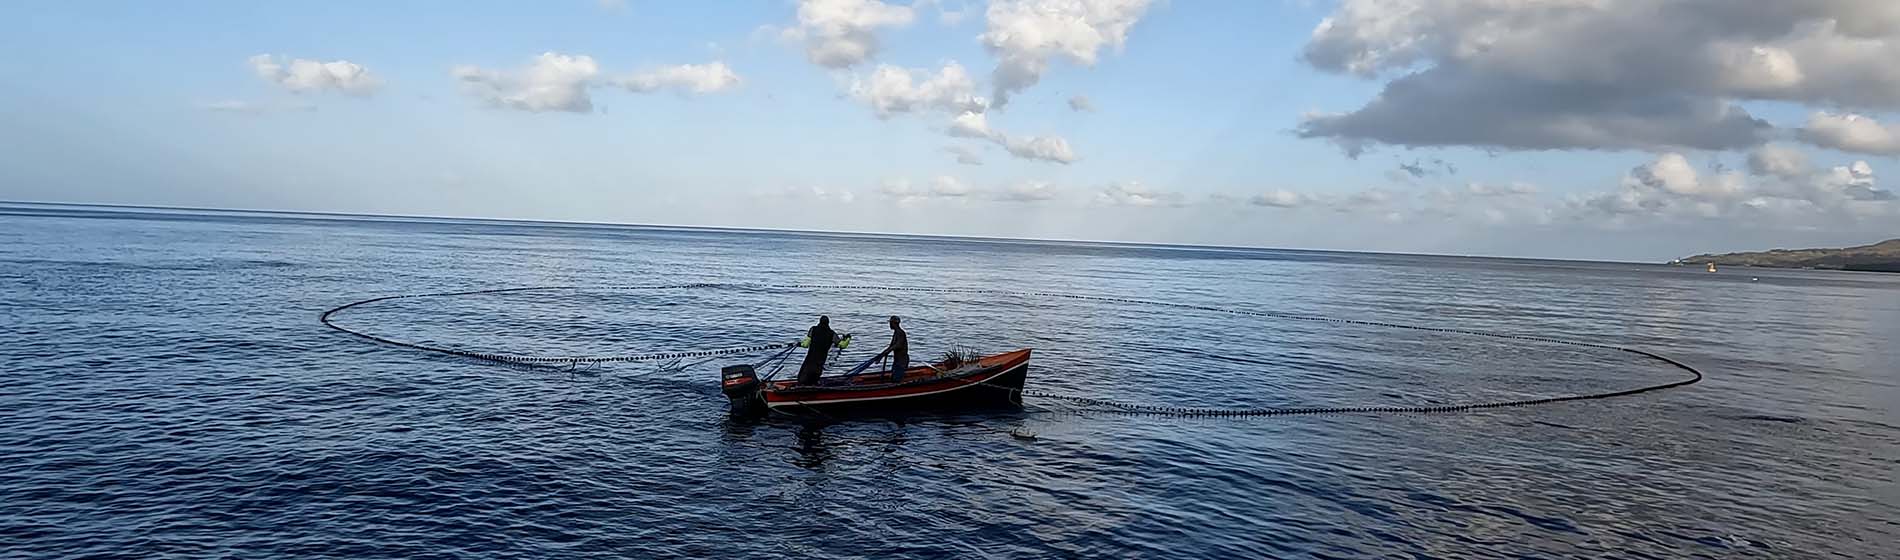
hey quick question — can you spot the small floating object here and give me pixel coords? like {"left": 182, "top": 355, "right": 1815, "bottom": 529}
{"left": 1707, "top": 262, "right": 1717, "bottom": 273}
{"left": 1010, "top": 427, "right": 1037, "bottom": 440}
{"left": 721, "top": 349, "right": 1032, "bottom": 416}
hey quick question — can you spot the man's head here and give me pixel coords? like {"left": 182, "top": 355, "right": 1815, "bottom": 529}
{"left": 889, "top": 315, "right": 900, "bottom": 328}
{"left": 818, "top": 315, "right": 829, "bottom": 326}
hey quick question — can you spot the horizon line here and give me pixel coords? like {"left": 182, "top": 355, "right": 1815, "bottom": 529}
{"left": 0, "top": 198, "right": 1655, "bottom": 265}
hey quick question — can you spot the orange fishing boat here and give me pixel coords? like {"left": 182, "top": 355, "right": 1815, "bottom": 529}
{"left": 720, "top": 348, "right": 1031, "bottom": 416}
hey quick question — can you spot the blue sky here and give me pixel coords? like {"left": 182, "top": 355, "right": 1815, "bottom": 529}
{"left": 2, "top": 1, "right": 1896, "bottom": 261}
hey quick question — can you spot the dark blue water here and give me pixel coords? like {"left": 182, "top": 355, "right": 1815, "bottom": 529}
{"left": 3, "top": 203, "right": 1896, "bottom": 559}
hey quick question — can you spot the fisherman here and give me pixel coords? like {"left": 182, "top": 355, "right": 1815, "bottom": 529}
{"left": 796, "top": 315, "right": 837, "bottom": 386}
{"left": 873, "top": 315, "right": 909, "bottom": 383}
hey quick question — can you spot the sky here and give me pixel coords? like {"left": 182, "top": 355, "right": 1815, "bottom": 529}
{"left": 1, "top": 0, "right": 1896, "bottom": 262}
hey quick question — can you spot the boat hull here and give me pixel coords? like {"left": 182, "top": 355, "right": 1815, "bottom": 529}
{"left": 757, "top": 349, "right": 1031, "bottom": 416}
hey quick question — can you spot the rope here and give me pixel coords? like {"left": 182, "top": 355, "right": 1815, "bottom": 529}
{"left": 318, "top": 283, "right": 1704, "bottom": 415}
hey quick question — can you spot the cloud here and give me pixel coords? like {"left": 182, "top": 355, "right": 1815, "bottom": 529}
{"left": 1002, "top": 135, "right": 1078, "bottom": 164}
{"left": 453, "top": 52, "right": 601, "bottom": 113}
{"left": 1463, "top": 182, "right": 1539, "bottom": 197}
{"left": 756, "top": 185, "right": 858, "bottom": 204}
{"left": 943, "top": 145, "right": 984, "bottom": 165}
{"left": 995, "top": 180, "right": 1060, "bottom": 201}
{"left": 1095, "top": 182, "right": 1184, "bottom": 207}
{"left": 1748, "top": 144, "right": 1810, "bottom": 178}
{"left": 943, "top": 110, "right": 1078, "bottom": 163}
{"left": 785, "top": 0, "right": 915, "bottom": 69}
{"left": 879, "top": 176, "right": 1065, "bottom": 203}
{"left": 615, "top": 62, "right": 742, "bottom": 94}
{"left": 248, "top": 55, "right": 381, "bottom": 95}
{"left": 848, "top": 62, "right": 986, "bottom": 118}
{"left": 947, "top": 110, "right": 997, "bottom": 139}
{"left": 1250, "top": 190, "right": 1306, "bottom": 208}
{"left": 1800, "top": 111, "right": 1900, "bottom": 155}
{"left": 1296, "top": 0, "right": 1900, "bottom": 154}
{"left": 879, "top": 175, "right": 973, "bottom": 200}
{"left": 980, "top": 0, "right": 1154, "bottom": 108}
{"left": 1068, "top": 95, "right": 1095, "bottom": 112}
{"left": 1568, "top": 152, "right": 1894, "bottom": 222}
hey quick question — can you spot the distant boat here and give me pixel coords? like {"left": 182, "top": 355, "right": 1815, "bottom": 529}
{"left": 1707, "top": 262, "right": 1717, "bottom": 273}
{"left": 721, "top": 348, "right": 1031, "bottom": 416}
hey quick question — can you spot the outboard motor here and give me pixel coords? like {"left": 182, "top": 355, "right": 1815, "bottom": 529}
{"left": 720, "top": 364, "right": 764, "bottom": 414}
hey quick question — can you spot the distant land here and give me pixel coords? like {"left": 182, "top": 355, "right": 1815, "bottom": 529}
{"left": 1677, "top": 239, "right": 1900, "bottom": 273}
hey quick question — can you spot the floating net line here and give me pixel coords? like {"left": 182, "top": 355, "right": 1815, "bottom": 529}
{"left": 319, "top": 283, "right": 1703, "bottom": 416}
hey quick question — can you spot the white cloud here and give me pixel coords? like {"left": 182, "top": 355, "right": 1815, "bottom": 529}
{"left": 1067, "top": 94, "right": 1096, "bottom": 112}
{"left": 1463, "top": 182, "right": 1539, "bottom": 197}
{"left": 879, "top": 176, "right": 973, "bottom": 200}
{"left": 878, "top": 176, "right": 1067, "bottom": 204}
{"left": 785, "top": 0, "right": 915, "bottom": 69}
{"left": 1095, "top": 182, "right": 1184, "bottom": 207}
{"left": 616, "top": 62, "right": 743, "bottom": 94}
{"left": 1801, "top": 111, "right": 1900, "bottom": 155}
{"left": 943, "top": 109, "right": 1077, "bottom": 164}
{"left": 943, "top": 145, "right": 984, "bottom": 165}
{"left": 453, "top": 52, "right": 601, "bottom": 113}
{"left": 996, "top": 180, "right": 1060, "bottom": 201}
{"left": 1297, "top": 0, "right": 1900, "bottom": 154}
{"left": 848, "top": 62, "right": 986, "bottom": 118}
{"left": 947, "top": 110, "right": 998, "bottom": 139}
{"left": 980, "top": 0, "right": 1154, "bottom": 108}
{"left": 757, "top": 185, "right": 857, "bottom": 204}
{"left": 1250, "top": 190, "right": 1306, "bottom": 208}
{"left": 248, "top": 54, "right": 381, "bottom": 95}
{"left": 1569, "top": 152, "right": 1894, "bottom": 222}
{"left": 1002, "top": 134, "right": 1078, "bottom": 164}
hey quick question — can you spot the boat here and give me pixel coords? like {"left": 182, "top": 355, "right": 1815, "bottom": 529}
{"left": 720, "top": 348, "right": 1032, "bottom": 416}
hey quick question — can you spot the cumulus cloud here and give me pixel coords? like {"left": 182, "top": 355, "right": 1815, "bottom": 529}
{"left": 615, "top": 62, "right": 742, "bottom": 94}
{"left": 1569, "top": 152, "right": 1894, "bottom": 222}
{"left": 784, "top": 0, "right": 915, "bottom": 69}
{"left": 454, "top": 52, "right": 601, "bottom": 113}
{"left": 1068, "top": 95, "right": 1096, "bottom": 112}
{"left": 943, "top": 145, "right": 984, "bottom": 165}
{"left": 1095, "top": 182, "right": 1184, "bottom": 207}
{"left": 248, "top": 54, "right": 381, "bottom": 95}
{"left": 942, "top": 109, "right": 1077, "bottom": 163}
{"left": 947, "top": 110, "right": 997, "bottom": 139}
{"left": 1002, "top": 135, "right": 1078, "bottom": 164}
{"left": 1748, "top": 144, "right": 1810, "bottom": 179}
{"left": 1801, "top": 111, "right": 1900, "bottom": 155}
{"left": 848, "top": 62, "right": 986, "bottom": 118}
{"left": 980, "top": 0, "right": 1153, "bottom": 108}
{"left": 1297, "top": 0, "right": 1900, "bottom": 154}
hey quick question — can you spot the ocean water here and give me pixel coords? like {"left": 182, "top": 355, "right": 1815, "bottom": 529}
{"left": 2, "top": 202, "right": 1896, "bottom": 559}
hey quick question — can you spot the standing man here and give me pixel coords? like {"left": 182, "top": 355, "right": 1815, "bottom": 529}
{"left": 797, "top": 315, "right": 836, "bottom": 386}
{"left": 879, "top": 315, "right": 909, "bottom": 383}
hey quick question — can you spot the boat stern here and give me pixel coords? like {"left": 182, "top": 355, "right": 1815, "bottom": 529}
{"left": 720, "top": 364, "right": 765, "bottom": 414}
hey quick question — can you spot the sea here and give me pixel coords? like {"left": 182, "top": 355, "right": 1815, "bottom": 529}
{"left": 2, "top": 202, "right": 1895, "bottom": 559}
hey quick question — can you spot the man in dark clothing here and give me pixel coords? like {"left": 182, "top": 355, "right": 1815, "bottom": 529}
{"left": 876, "top": 315, "right": 909, "bottom": 383}
{"left": 796, "top": 315, "right": 836, "bottom": 386}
